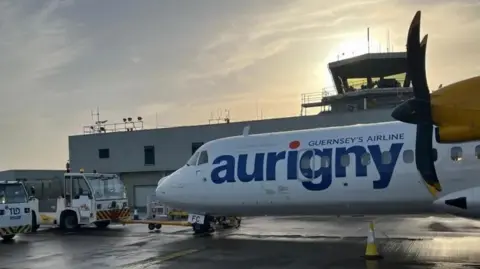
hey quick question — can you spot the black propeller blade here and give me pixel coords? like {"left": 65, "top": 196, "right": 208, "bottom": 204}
{"left": 391, "top": 11, "right": 442, "bottom": 194}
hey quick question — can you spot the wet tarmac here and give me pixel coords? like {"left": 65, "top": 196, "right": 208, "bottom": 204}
{"left": 2, "top": 215, "right": 480, "bottom": 268}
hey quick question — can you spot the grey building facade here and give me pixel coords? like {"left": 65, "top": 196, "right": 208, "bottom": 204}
{"left": 68, "top": 108, "right": 396, "bottom": 210}
{"left": 0, "top": 170, "right": 65, "bottom": 182}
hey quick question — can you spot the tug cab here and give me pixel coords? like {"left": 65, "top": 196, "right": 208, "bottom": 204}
{"left": 0, "top": 181, "right": 33, "bottom": 240}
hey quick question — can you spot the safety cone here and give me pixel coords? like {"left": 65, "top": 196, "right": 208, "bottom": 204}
{"left": 363, "top": 221, "right": 383, "bottom": 260}
{"left": 133, "top": 209, "right": 139, "bottom": 220}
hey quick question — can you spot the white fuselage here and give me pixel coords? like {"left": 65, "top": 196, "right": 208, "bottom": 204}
{"left": 155, "top": 121, "right": 480, "bottom": 218}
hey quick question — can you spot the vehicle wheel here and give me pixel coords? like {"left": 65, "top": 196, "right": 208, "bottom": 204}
{"left": 148, "top": 223, "right": 155, "bottom": 230}
{"left": 31, "top": 212, "right": 38, "bottom": 232}
{"left": 155, "top": 224, "right": 162, "bottom": 230}
{"left": 60, "top": 212, "right": 79, "bottom": 231}
{"left": 94, "top": 221, "right": 110, "bottom": 229}
{"left": 1, "top": 234, "right": 15, "bottom": 241}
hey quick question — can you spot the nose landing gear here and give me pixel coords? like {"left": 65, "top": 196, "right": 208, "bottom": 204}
{"left": 192, "top": 215, "right": 242, "bottom": 235}
{"left": 192, "top": 215, "right": 215, "bottom": 235}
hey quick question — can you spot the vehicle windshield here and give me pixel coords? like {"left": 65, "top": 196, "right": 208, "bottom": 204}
{"left": 85, "top": 174, "right": 126, "bottom": 200}
{"left": 0, "top": 183, "right": 27, "bottom": 204}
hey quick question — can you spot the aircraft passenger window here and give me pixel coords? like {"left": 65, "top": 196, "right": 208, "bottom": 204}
{"left": 381, "top": 151, "right": 392, "bottom": 164}
{"left": 300, "top": 152, "right": 312, "bottom": 170}
{"left": 361, "top": 153, "right": 371, "bottom": 166}
{"left": 187, "top": 152, "right": 200, "bottom": 166}
{"left": 450, "top": 147, "right": 462, "bottom": 161}
{"left": 198, "top": 151, "right": 209, "bottom": 165}
{"left": 321, "top": 156, "right": 330, "bottom": 168}
{"left": 476, "top": 145, "right": 480, "bottom": 159}
{"left": 340, "top": 154, "right": 350, "bottom": 167}
{"left": 403, "top": 150, "right": 414, "bottom": 163}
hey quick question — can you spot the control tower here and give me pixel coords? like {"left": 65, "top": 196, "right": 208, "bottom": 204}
{"left": 301, "top": 52, "right": 414, "bottom": 115}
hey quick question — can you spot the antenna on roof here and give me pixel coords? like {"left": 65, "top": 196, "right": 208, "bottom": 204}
{"left": 367, "top": 27, "right": 370, "bottom": 53}
{"left": 91, "top": 107, "right": 100, "bottom": 124}
{"left": 387, "top": 29, "right": 390, "bottom": 52}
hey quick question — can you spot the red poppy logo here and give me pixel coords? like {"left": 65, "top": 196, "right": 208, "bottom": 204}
{"left": 289, "top": 140, "right": 300, "bottom": 149}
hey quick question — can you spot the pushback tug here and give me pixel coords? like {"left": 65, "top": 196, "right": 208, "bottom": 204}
{"left": 23, "top": 169, "right": 131, "bottom": 230}
{"left": 0, "top": 180, "right": 33, "bottom": 241}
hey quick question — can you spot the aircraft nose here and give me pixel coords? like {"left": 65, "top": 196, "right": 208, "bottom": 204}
{"left": 155, "top": 176, "right": 170, "bottom": 202}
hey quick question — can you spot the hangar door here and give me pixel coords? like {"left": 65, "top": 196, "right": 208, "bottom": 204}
{"left": 134, "top": 185, "right": 157, "bottom": 212}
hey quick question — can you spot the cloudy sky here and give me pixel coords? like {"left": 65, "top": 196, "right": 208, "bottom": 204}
{"left": 1, "top": 0, "right": 479, "bottom": 169}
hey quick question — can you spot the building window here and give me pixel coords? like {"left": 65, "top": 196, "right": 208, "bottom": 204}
{"left": 98, "top": 148, "right": 109, "bottom": 159}
{"left": 192, "top": 142, "right": 204, "bottom": 155}
{"left": 144, "top": 146, "right": 155, "bottom": 165}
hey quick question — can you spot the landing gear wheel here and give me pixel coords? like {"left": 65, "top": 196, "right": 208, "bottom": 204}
{"left": 155, "top": 224, "right": 162, "bottom": 230}
{"left": 219, "top": 216, "right": 241, "bottom": 229}
{"left": 1, "top": 234, "right": 15, "bottom": 241}
{"left": 94, "top": 221, "right": 110, "bottom": 229}
{"left": 148, "top": 223, "right": 155, "bottom": 230}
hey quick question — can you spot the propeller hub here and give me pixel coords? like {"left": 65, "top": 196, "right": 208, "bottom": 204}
{"left": 391, "top": 98, "right": 432, "bottom": 124}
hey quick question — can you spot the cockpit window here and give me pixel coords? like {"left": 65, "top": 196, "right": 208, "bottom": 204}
{"left": 187, "top": 152, "right": 200, "bottom": 166}
{"left": 198, "top": 151, "right": 209, "bottom": 165}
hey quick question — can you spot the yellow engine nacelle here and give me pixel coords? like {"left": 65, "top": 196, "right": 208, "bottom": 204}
{"left": 431, "top": 75, "right": 480, "bottom": 143}
{"left": 435, "top": 125, "right": 480, "bottom": 143}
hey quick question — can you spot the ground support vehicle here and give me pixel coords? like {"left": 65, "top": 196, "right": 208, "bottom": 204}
{"left": 0, "top": 181, "right": 33, "bottom": 241}
{"left": 23, "top": 172, "right": 130, "bottom": 231}
{"left": 122, "top": 195, "right": 189, "bottom": 231}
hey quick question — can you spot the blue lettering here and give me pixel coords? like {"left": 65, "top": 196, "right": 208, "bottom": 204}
{"left": 211, "top": 155, "right": 236, "bottom": 184}
{"left": 368, "top": 143, "right": 403, "bottom": 189}
{"left": 237, "top": 153, "right": 265, "bottom": 182}
{"left": 266, "top": 151, "right": 286, "bottom": 181}
{"left": 210, "top": 142, "right": 405, "bottom": 191}
{"left": 334, "top": 146, "right": 367, "bottom": 178}
{"left": 286, "top": 151, "right": 298, "bottom": 180}
{"left": 300, "top": 149, "right": 333, "bottom": 191}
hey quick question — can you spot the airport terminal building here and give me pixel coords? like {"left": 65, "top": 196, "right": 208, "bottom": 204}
{"left": 68, "top": 52, "right": 413, "bottom": 211}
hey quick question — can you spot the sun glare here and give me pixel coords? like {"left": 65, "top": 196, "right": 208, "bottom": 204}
{"left": 315, "top": 35, "right": 384, "bottom": 92}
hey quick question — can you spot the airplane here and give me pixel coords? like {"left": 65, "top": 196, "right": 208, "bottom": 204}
{"left": 155, "top": 10, "right": 480, "bottom": 235}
